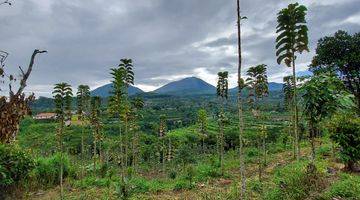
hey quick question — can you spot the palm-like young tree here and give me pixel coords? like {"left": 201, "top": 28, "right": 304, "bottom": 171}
{"left": 109, "top": 58, "right": 135, "bottom": 170}
{"left": 76, "top": 84, "right": 90, "bottom": 178}
{"left": 90, "top": 96, "right": 101, "bottom": 176}
{"left": 197, "top": 109, "right": 208, "bottom": 154}
{"left": 217, "top": 71, "right": 229, "bottom": 176}
{"left": 130, "top": 97, "right": 144, "bottom": 170}
{"left": 53, "top": 82, "right": 73, "bottom": 200}
{"left": 276, "top": 3, "right": 309, "bottom": 160}
{"left": 283, "top": 75, "right": 296, "bottom": 158}
{"left": 246, "top": 64, "right": 269, "bottom": 112}
{"left": 246, "top": 64, "right": 268, "bottom": 181}
{"left": 159, "top": 114, "right": 167, "bottom": 172}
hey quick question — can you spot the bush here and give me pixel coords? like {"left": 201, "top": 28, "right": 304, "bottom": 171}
{"left": 168, "top": 169, "right": 177, "bottom": 179}
{"left": 196, "top": 164, "right": 221, "bottom": 181}
{"left": 74, "top": 176, "right": 110, "bottom": 189}
{"left": 0, "top": 144, "right": 35, "bottom": 188}
{"left": 32, "top": 153, "right": 74, "bottom": 187}
{"left": 329, "top": 114, "right": 360, "bottom": 171}
{"left": 173, "top": 179, "right": 192, "bottom": 191}
{"left": 263, "top": 161, "right": 327, "bottom": 200}
{"left": 321, "top": 173, "right": 360, "bottom": 199}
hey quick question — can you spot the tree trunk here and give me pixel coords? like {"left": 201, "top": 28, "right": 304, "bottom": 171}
{"left": 258, "top": 139, "right": 262, "bottom": 182}
{"left": 93, "top": 129, "right": 97, "bottom": 176}
{"left": 292, "top": 57, "right": 300, "bottom": 160}
{"left": 59, "top": 120, "right": 64, "bottom": 200}
{"left": 81, "top": 120, "right": 85, "bottom": 179}
{"left": 237, "top": 0, "right": 246, "bottom": 197}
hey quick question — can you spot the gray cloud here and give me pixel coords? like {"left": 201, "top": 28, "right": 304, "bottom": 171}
{"left": 0, "top": 0, "right": 359, "bottom": 96}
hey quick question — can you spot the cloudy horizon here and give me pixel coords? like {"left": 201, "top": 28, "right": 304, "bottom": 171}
{"left": 1, "top": 0, "right": 359, "bottom": 97}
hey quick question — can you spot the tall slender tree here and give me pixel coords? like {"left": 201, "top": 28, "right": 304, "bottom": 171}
{"left": 90, "top": 96, "right": 101, "bottom": 176}
{"left": 276, "top": 3, "right": 309, "bottom": 160}
{"left": 53, "top": 82, "right": 73, "bottom": 200}
{"left": 217, "top": 71, "right": 229, "bottom": 176}
{"left": 236, "top": 0, "right": 247, "bottom": 196}
{"left": 283, "top": 75, "right": 296, "bottom": 158}
{"left": 159, "top": 114, "right": 167, "bottom": 172}
{"left": 76, "top": 84, "right": 90, "bottom": 178}
{"left": 130, "top": 97, "right": 144, "bottom": 171}
{"left": 197, "top": 109, "right": 208, "bottom": 154}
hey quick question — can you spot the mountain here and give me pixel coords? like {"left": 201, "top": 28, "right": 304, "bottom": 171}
{"left": 268, "top": 82, "right": 283, "bottom": 91}
{"left": 153, "top": 77, "right": 216, "bottom": 95}
{"left": 91, "top": 83, "right": 144, "bottom": 97}
{"left": 229, "top": 82, "right": 283, "bottom": 93}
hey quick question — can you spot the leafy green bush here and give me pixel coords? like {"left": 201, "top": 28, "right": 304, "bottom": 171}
{"left": 0, "top": 144, "right": 35, "bottom": 188}
{"left": 173, "top": 179, "right": 192, "bottom": 191}
{"left": 129, "top": 177, "right": 150, "bottom": 193}
{"left": 32, "top": 153, "right": 74, "bottom": 187}
{"left": 168, "top": 169, "right": 177, "bottom": 179}
{"left": 74, "top": 176, "right": 110, "bottom": 189}
{"left": 263, "top": 161, "right": 327, "bottom": 200}
{"left": 330, "top": 114, "right": 360, "bottom": 171}
{"left": 196, "top": 164, "right": 221, "bottom": 181}
{"left": 321, "top": 173, "right": 360, "bottom": 199}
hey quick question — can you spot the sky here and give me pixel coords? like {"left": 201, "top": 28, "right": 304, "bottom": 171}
{"left": 1, "top": 0, "right": 359, "bottom": 97}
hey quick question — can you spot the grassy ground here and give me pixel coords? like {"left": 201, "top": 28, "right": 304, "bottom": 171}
{"left": 21, "top": 138, "right": 360, "bottom": 200}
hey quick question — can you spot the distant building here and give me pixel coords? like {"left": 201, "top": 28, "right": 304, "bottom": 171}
{"left": 33, "top": 112, "right": 57, "bottom": 120}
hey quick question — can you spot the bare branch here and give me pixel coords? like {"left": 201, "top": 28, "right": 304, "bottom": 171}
{"left": 0, "top": 0, "right": 12, "bottom": 6}
{"left": 15, "top": 49, "right": 47, "bottom": 96}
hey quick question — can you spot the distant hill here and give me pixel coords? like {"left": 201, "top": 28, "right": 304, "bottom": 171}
{"left": 229, "top": 82, "right": 283, "bottom": 93}
{"left": 91, "top": 83, "right": 144, "bottom": 97}
{"left": 153, "top": 77, "right": 216, "bottom": 95}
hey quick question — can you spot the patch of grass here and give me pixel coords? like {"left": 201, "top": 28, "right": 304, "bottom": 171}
{"left": 321, "top": 173, "right": 360, "bottom": 199}
{"left": 263, "top": 160, "right": 328, "bottom": 200}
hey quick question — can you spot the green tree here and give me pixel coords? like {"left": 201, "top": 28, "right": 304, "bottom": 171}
{"left": 310, "top": 30, "right": 360, "bottom": 115}
{"left": 52, "top": 82, "right": 73, "bottom": 199}
{"left": 90, "top": 96, "right": 101, "bottom": 175}
{"left": 197, "top": 109, "right": 208, "bottom": 153}
{"left": 329, "top": 114, "right": 360, "bottom": 171}
{"left": 276, "top": 3, "right": 309, "bottom": 160}
{"left": 76, "top": 84, "right": 90, "bottom": 178}
{"left": 300, "top": 74, "right": 349, "bottom": 163}
{"left": 216, "top": 71, "right": 228, "bottom": 176}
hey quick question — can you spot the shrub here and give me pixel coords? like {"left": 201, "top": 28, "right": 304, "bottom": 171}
{"left": 32, "top": 153, "right": 74, "bottom": 187}
{"left": 329, "top": 114, "right": 360, "bottom": 171}
{"left": 173, "top": 179, "right": 192, "bottom": 191}
{"left": 263, "top": 161, "right": 327, "bottom": 200}
{"left": 196, "top": 164, "right": 221, "bottom": 181}
{"left": 0, "top": 144, "right": 35, "bottom": 188}
{"left": 322, "top": 173, "right": 360, "bottom": 199}
{"left": 168, "top": 169, "right": 177, "bottom": 179}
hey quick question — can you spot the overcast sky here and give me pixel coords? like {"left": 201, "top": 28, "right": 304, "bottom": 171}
{"left": 1, "top": 0, "right": 359, "bottom": 97}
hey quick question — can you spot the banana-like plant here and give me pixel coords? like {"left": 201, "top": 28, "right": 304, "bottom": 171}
{"left": 276, "top": 3, "right": 309, "bottom": 160}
